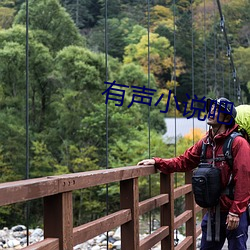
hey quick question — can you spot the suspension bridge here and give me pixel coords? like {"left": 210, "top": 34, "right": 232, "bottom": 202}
{"left": 0, "top": 165, "right": 202, "bottom": 249}
{"left": 0, "top": 0, "right": 249, "bottom": 249}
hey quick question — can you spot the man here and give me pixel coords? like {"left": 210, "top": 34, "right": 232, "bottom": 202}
{"left": 138, "top": 97, "right": 250, "bottom": 250}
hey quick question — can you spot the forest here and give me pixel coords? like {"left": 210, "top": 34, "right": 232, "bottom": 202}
{"left": 0, "top": 0, "right": 249, "bottom": 228}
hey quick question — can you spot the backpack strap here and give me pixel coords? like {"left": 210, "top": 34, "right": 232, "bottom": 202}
{"left": 223, "top": 132, "right": 243, "bottom": 200}
{"left": 223, "top": 132, "right": 242, "bottom": 169}
{"left": 200, "top": 141, "right": 221, "bottom": 242}
{"left": 200, "top": 142, "right": 208, "bottom": 163}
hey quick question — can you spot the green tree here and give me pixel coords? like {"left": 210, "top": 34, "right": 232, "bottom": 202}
{"left": 47, "top": 46, "right": 107, "bottom": 152}
{"left": 14, "top": 0, "right": 84, "bottom": 52}
{"left": 61, "top": 0, "right": 101, "bottom": 29}
{"left": 0, "top": 7, "right": 15, "bottom": 29}
{"left": 0, "top": 0, "right": 16, "bottom": 27}
{"left": 0, "top": 112, "right": 26, "bottom": 180}
{"left": 222, "top": 0, "right": 250, "bottom": 46}
{"left": 0, "top": 25, "right": 55, "bottom": 132}
{"left": 0, "top": 38, "right": 28, "bottom": 180}
{"left": 124, "top": 24, "right": 147, "bottom": 45}
{"left": 30, "top": 141, "right": 57, "bottom": 177}
{"left": 234, "top": 46, "right": 250, "bottom": 102}
{"left": 87, "top": 17, "right": 138, "bottom": 60}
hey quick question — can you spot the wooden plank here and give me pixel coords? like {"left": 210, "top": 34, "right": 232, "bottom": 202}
{"left": 0, "top": 177, "right": 59, "bottom": 206}
{"left": 44, "top": 192, "right": 73, "bottom": 250}
{"left": 22, "top": 238, "right": 59, "bottom": 250}
{"left": 139, "top": 194, "right": 169, "bottom": 215}
{"left": 73, "top": 209, "right": 131, "bottom": 245}
{"left": 140, "top": 226, "right": 169, "bottom": 250}
{"left": 174, "top": 184, "right": 192, "bottom": 199}
{"left": 120, "top": 178, "right": 140, "bottom": 250}
{"left": 174, "top": 210, "right": 192, "bottom": 229}
{"left": 161, "top": 173, "right": 174, "bottom": 250}
{"left": 175, "top": 236, "right": 193, "bottom": 250}
{"left": 58, "top": 165, "right": 156, "bottom": 192}
{"left": 185, "top": 172, "right": 196, "bottom": 250}
{"left": 0, "top": 165, "right": 156, "bottom": 206}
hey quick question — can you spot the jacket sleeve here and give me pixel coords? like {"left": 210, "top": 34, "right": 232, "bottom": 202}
{"left": 229, "top": 136, "right": 250, "bottom": 215}
{"left": 153, "top": 139, "right": 203, "bottom": 174}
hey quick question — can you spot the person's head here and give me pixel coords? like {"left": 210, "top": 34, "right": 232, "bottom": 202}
{"left": 206, "top": 97, "right": 237, "bottom": 130}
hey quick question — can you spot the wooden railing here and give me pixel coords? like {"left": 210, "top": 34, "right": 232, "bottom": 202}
{"left": 0, "top": 165, "right": 204, "bottom": 250}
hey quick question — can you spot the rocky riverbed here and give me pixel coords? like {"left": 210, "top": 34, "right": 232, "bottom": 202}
{"left": 0, "top": 225, "right": 43, "bottom": 249}
{"left": 0, "top": 225, "right": 188, "bottom": 249}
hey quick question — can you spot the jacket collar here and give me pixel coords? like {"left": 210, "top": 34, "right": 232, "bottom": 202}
{"left": 206, "top": 124, "right": 239, "bottom": 144}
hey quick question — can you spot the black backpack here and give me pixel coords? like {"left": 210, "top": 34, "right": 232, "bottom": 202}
{"left": 192, "top": 132, "right": 242, "bottom": 208}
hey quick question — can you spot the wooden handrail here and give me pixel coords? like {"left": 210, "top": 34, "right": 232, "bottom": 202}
{"left": 23, "top": 238, "right": 59, "bottom": 250}
{"left": 73, "top": 209, "right": 132, "bottom": 245}
{"left": 0, "top": 165, "right": 203, "bottom": 250}
{"left": 140, "top": 226, "right": 169, "bottom": 250}
{"left": 0, "top": 165, "right": 156, "bottom": 206}
{"left": 139, "top": 194, "right": 169, "bottom": 215}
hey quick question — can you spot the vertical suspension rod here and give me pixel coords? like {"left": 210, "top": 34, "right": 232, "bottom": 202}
{"left": 104, "top": 0, "right": 109, "bottom": 248}
{"left": 25, "top": 0, "right": 30, "bottom": 245}
{"left": 147, "top": 0, "right": 152, "bottom": 234}
{"left": 191, "top": 0, "right": 195, "bottom": 144}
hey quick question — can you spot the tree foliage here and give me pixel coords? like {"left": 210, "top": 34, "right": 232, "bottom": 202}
{"left": 0, "top": 0, "right": 249, "bottom": 228}
{"left": 14, "top": 0, "right": 84, "bottom": 51}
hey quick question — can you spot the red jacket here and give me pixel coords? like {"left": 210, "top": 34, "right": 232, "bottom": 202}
{"left": 154, "top": 124, "right": 250, "bottom": 216}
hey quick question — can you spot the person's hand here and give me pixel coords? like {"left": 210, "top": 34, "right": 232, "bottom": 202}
{"left": 137, "top": 159, "right": 155, "bottom": 166}
{"left": 226, "top": 213, "right": 240, "bottom": 230}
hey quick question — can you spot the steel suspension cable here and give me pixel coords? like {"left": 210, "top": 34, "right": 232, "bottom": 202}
{"left": 172, "top": 0, "right": 179, "bottom": 245}
{"left": 104, "top": 0, "right": 109, "bottom": 248}
{"left": 203, "top": 0, "right": 209, "bottom": 133}
{"left": 221, "top": 44, "right": 225, "bottom": 97}
{"left": 25, "top": 0, "right": 30, "bottom": 245}
{"left": 173, "top": 1, "right": 177, "bottom": 162}
{"left": 191, "top": 0, "right": 195, "bottom": 145}
{"left": 204, "top": 0, "right": 207, "bottom": 98}
{"left": 215, "top": 0, "right": 242, "bottom": 104}
{"left": 233, "top": 58, "right": 236, "bottom": 103}
{"left": 218, "top": 14, "right": 226, "bottom": 97}
{"left": 147, "top": 0, "right": 152, "bottom": 234}
{"left": 228, "top": 64, "right": 231, "bottom": 100}
{"left": 213, "top": 0, "right": 217, "bottom": 96}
